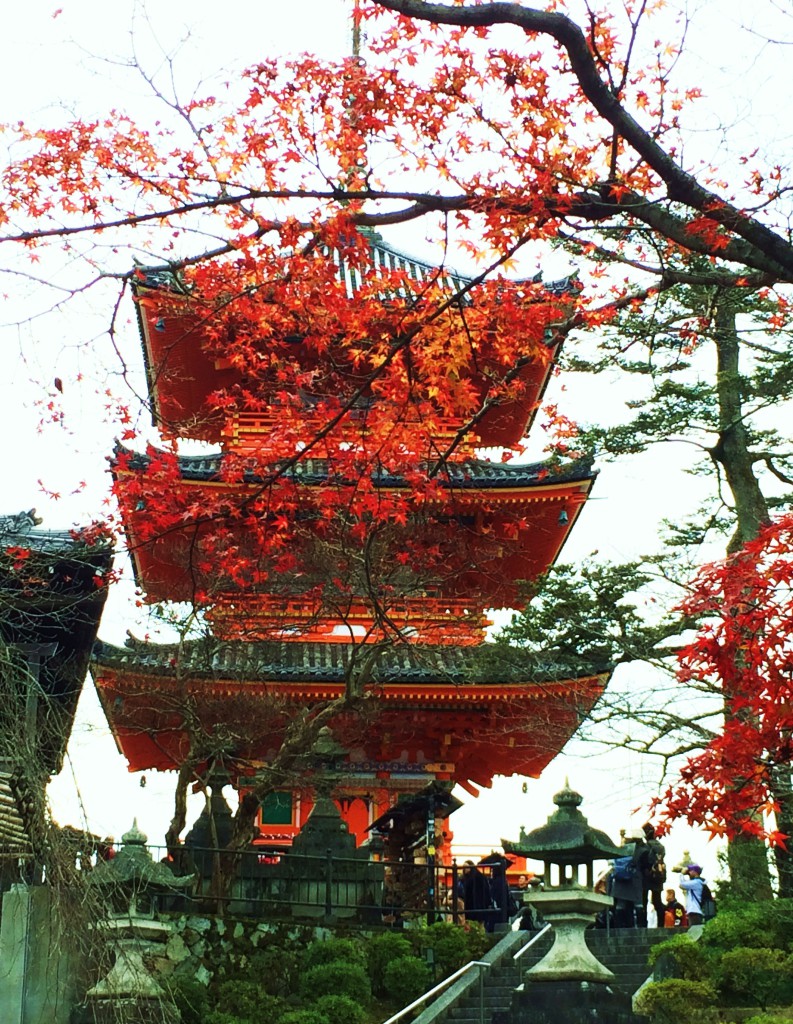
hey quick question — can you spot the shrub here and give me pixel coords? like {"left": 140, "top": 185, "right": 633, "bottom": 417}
{"left": 314, "top": 993, "right": 368, "bottom": 1024}
{"left": 299, "top": 961, "right": 371, "bottom": 1004}
{"left": 383, "top": 955, "right": 433, "bottom": 1003}
{"left": 633, "top": 978, "right": 718, "bottom": 1024}
{"left": 460, "top": 921, "right": 491, "bottom": 962}
{"left": 701, "top": 906, "right": 778, "bottom": 953}
{"left": 717, "top": 947, "right": 793, "bottom": 1009}
{"left": 647, "top": 934, "right": 711, "bottom": 981}
{"left": 760, "top": 899, "right": 793, "bottom": 951}
{"left": 210, "top": 982, "right": 285, "bottom": 1024}
{"left": 166, "top": 977, "right": 209, "bottom": 1024}
{"left": 409, "top": 921, "right": 474, "bottom": 977}
{"left": 205, "top": 1013, "right": 251, "bottom": 1024}
{"left": 366, "top": 931, "right": 413, "bottom": 995}
{"left": 744, "top": 1015, "right": 793, "bottom": 1024}
{"left": 279, "top": 1011, "right": 331, "bottom": 1024}
{"left": 302, "top": 936, "right": 367, "bottom": 970}
{"left": 249, "top": 945, "right": 301, "bottom": 996}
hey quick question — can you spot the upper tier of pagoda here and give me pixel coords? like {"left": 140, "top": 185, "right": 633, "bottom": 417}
{"left": 118, "top": 233, "right": 592, "bottom": 644}
{"left": 133, "top": 235, "right": 577, "bottom": 452}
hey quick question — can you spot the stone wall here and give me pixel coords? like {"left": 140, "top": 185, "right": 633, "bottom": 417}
{"left": 144, "top": 912, "right": 331, "bottom": 991}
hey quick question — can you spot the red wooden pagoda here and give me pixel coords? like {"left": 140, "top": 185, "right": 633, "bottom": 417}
{"left": 91, "top": 236, "right": 607, "bottom": 858}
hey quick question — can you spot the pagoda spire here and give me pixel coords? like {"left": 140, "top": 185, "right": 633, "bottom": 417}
{"left": 351, "top": 0, "right": 362, "bottom": 59}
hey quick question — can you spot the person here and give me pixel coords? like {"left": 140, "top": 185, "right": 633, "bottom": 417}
{"left": 610, "top": 831, "right": 645, "bottom": 927}
{"left": 517, "top": 876, "right": 544, "bottom": 932}
{"left": 594, "top": 868, "right": 612, "bottom": 929}
{"left": 641, "top": 823, "right": 666, "bottom": 929}
{"left": 461, "top": 860, "right": 492, "bottom": 928}
{"left": 441, "top": 885, "right": 465, "bottom": 923}
{"left": 663, "top": 887, "right": 687, "bottom": 928}
{"left": 488, "top": 858, "right": 514, "bottom": 929}
{"left": 679, "top": 864, "right": 705, "bottom": 925}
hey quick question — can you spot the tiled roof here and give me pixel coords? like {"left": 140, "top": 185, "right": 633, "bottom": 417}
{"left": 0, "top": 512, "right": 113, "bottom": 775}
{"left": 114, "top": 445, "right": 596, "bottom": 490}
{"left": 133, "top": 233, "right": 576, "bottom": 304}
{"left": 93, "top": 636, "right": 610, "bottom": 686}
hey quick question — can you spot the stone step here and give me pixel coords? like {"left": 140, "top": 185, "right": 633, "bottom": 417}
{"left": 430, "top": 926, "right": 667, "bottom": 1024}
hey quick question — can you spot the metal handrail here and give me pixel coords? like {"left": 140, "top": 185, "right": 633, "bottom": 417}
{"left": 513, "top": 922, "right": 552, "bottom": 960}
{"left": 381, "top": 959, "right": 491, "bottom": 1024}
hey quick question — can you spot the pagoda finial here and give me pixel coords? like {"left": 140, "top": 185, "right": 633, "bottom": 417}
{"left": 351, "top": 0, "right": 363, "bottom": 59}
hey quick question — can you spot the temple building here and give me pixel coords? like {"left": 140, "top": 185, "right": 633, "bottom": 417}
{"left": 91, "top": 235, "right": 608, "bottom": 861}
{"left": 0, "top": 511, "right": 111, "bottom": 866}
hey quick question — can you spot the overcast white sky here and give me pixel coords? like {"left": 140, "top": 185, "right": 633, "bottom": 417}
{"left": 4, "top": 0, "right": 792, "bottom": 881}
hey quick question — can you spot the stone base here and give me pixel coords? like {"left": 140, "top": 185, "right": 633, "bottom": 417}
{"left": 513, "top": 978, "right": 633, "bottom": 1024}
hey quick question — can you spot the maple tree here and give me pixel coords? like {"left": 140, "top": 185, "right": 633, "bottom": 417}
{"left": 3, "top": 0, "right": 793, "bottom": 881}
{"left": 653, "top": 513, "right": 793, "bottom": 897}
{"left": 502, "top": 276, "right": 793, "bottom": 893}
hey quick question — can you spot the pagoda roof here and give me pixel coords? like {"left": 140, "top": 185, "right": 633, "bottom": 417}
{"left": 133, "top": 236, "right": 576, "bottom": 448}
{"left": 134, "top": 234, "right": 574, "bottom": 311}
{"left": 91, "top": 636, "right": 609, "bottom": 784}
{"left": 0, "top": 511, "right": 113, "bottom": 774}
{"left": 113, "top": 444, "right": 595, "bottom": 619}
{"left": 93, "top": 635, "right": 610, "bottom": 685}
{"left": 115, "top": 444, "right": 595, "bottom": 492}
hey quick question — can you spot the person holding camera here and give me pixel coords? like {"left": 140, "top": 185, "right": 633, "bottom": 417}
{"left": 679, "top": 864, "right": 705, "bottom": 925}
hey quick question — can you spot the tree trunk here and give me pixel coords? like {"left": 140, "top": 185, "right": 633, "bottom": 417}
{"left": 771, "top": 765, "right": 793, "bottom": 898}
{"left": 712, "top": 291, "right": 774, "bottom": 899}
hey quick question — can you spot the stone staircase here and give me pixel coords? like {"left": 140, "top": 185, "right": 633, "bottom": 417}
{"left": 423, "top": 926, "right": 668, "bottom": 1024}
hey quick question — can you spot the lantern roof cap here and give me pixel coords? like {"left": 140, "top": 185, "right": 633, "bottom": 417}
{"left": 89, "top": 818, "right": 193, "bottom": 890}
{"left": 503, "top": 780, "right": 622, "bottom": 865}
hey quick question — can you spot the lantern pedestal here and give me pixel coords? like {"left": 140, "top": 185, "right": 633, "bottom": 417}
{"left": 525, "top": 888, "right": 614, "bottom": 983}
{"left": 513, "top": 977, "right": 632, "bottom": 1024}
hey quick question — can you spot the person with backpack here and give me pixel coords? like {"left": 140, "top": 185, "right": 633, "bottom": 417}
{"left": 679, "top": 863, "right": 714, "bottom": 925}
{"left": 609, "top": 831, "right": 645, "bottom": 927}
{"left": 641, "top": 823, "right": 667, "bottom": 929}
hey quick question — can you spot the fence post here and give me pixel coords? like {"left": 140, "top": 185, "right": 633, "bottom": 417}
{"left": 325, "top": 848, "right": 333, "bottom": 917}
{"left": 479, "top": 961, "right": 485, "bottom": 1024}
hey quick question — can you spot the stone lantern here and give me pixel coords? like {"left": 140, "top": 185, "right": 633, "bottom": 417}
{"left": 86, "top": 820, "right": 194, "bottom": 1023}
{"left": 503, "top": 781, "right": 622, "bottom": 985}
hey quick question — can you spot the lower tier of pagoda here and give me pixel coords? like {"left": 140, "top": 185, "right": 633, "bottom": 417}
{"left": 91, "top": 637, "right": 609, "bottom": 846}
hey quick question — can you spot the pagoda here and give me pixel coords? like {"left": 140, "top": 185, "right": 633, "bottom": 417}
{"left": 91, "top": 235, "right": 608, "bottom": 858}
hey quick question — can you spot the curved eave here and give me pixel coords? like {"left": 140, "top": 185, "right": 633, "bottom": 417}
{"left": 113, "top": 447, "right": 596, "bottom": 605}
{"left": 92, "top": 637, "right": 611, "bottom": 689}
{"left": 91, "top": 641, "right": 609, "bottom": 779}
{"left": 112, "top": 443, "right": 596, "bottom": 492}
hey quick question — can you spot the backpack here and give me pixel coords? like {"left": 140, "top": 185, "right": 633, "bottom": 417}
{"left": 646, "top": 839, "right": 667, "bottom": 883}
{"left": 612, "top": 855, "right": 638, "bottom": 882}
{"left": 651, "top": 855, "right": 667, "bottom": 883}
{"left": 699, "top": 882, "right": 717, "bottom": 921}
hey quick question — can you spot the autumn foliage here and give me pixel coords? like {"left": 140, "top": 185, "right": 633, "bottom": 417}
{"left": 3, "top": 1, "right": 793, "bottom": 852}
{"left": 654, "top": 513, "right": 793, "bottom": 846}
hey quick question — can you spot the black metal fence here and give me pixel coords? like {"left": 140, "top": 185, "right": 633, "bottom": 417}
{"left": 140, "top": 844, "right": 477, "bottom": 926}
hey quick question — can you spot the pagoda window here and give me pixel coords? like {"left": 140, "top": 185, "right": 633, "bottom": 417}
{"left": 261, "top": 791, "right": 293, "bottom": 826}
